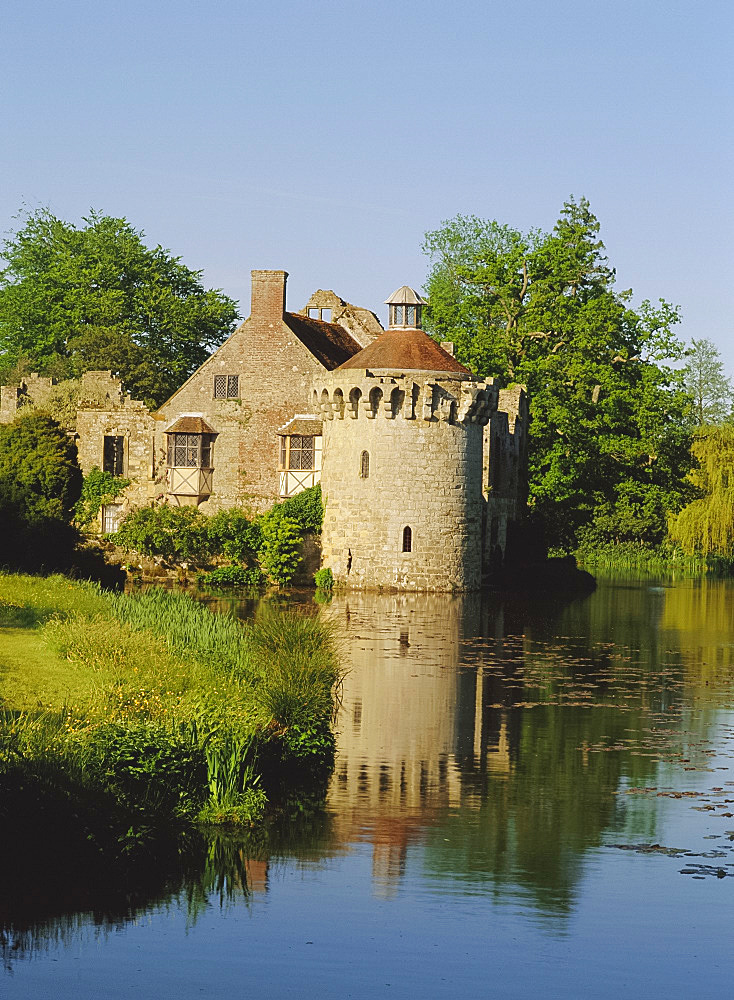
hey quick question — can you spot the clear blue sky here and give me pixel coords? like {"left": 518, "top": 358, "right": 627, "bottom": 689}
{"left": 2, "top": 0, "right": 732, "bottom": 367}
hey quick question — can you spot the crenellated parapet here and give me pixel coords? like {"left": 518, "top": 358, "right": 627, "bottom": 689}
{"left": 312, "top": 372, "right": 498, "bottom": 427}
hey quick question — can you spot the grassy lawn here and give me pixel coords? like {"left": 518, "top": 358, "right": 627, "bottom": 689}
{"left": 0, "top": 572, "right": 340, "bottom": 837}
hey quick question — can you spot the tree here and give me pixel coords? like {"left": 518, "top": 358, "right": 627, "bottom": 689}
{"left": 423, "top": 197, "right": 694, "bottom": 549}
{"left": 668, "top": 426, "right": 734, "bottom": 558}
{"left": 0, "top": 411, "right": 83, "bottom": 567}
{"left": 0, "top": 208, "right": 239, "bottom": 407}
{"left": 683, "top": 338, "right": 733, "bottom": 426}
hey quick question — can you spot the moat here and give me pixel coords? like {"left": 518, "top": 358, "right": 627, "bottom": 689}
{"left": 3, "top": 576, "right": 734, "bottom": 998}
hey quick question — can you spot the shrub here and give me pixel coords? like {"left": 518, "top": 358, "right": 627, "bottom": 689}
{"left": 0, "top": 411, "right": 82, "bottom": 527}
{"left": 74, "top": 466, "right": 131, "bottom": 528}
{"left": 313, "top": 567, "right": 334, "bottom": 591}
{"left": 206, "top": 508, "right": 262, "bottom": 563}
{"left": 278, "top": 484, "right": 323, "bottom": 534}
{"left": 114, "top": 504, "right": 211, "bottom": 562}
{"left": 257, "top": 513, "right": 303, "bottom": 585}
{"left": 82, "top": 722, "right": 206, "bottom": 817}
{"left": 0, "top": 411, "right": 82, "bottom": 569}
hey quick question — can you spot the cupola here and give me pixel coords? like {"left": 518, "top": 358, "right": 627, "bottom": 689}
{"left": 385, "top": 285, "right": 427, "bottom": 330}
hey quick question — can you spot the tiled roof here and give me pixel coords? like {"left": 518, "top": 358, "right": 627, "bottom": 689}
{"left": 335, "top": 328, "right": 473, "bottom": 375}
{"left": 276, "top": 416, "right": 323, "bottom": 436}
{"left": 165, "top": 416, "right": 217, "bottom": 434}
{"left": 284, "top": 312, "right": 362, "bottom": 370}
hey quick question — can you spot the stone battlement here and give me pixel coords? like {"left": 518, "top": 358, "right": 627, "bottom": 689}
{"left": 312, "top": 373, "right": 498, "bottom": 427}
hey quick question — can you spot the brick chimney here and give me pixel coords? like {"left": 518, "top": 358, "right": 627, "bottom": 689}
{"left": 250, "top": 270, "right": 288, "bottom": 322}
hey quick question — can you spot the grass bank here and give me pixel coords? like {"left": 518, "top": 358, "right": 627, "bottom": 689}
{"left": 574, "top": 541, "right": 734, "bottom": 578}
{"left": 0, "top": 573, "right": 341, "bottom": 866}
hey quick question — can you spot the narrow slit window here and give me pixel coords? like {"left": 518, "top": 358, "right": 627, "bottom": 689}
{"left": 360, "top": 450, "right": 370, "bottom": 478}
{"left": 402, "top": 525, "right": 412, "bottom": 553}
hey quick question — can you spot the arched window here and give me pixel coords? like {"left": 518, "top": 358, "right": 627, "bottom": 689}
{"left": 402, "top": 525, "right": 412, "bottom": 553}
{"left": 360, "top": 450, "right": 370, "bottom": 478}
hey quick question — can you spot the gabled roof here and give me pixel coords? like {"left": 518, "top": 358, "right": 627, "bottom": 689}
{"left": 284, "top": 312, "right": 362, "bottom": 370}
{"left": 336, "top": 328, "right": 473, "bottom": 376}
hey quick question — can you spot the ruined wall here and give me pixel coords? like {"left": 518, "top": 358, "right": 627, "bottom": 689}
{"left": 0, "top": 374, "right": 58, "bottom": 423}
{"left": 315, "top": 371, "right": 496, "bottom": 592}
{"left": 75, "top": 372, "right": 160, "bottom": 510}
{"left": 301, "top": 289, "right": 383, "bottom": 348}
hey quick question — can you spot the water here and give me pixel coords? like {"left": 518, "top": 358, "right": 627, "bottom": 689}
{"left": 3, "top": 577, "right": 734, "bottom": 997}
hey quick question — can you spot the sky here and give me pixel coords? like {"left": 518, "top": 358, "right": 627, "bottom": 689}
{"left": 2, "top": 0, "right": 733, "bottom": 368}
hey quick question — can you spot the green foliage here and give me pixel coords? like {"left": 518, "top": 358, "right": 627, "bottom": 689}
{"left": 313, "top": 567, "right": 334, "bottom": 591}
{"left": 0, "top": 411, "right": 82, "bottom": 569}
{"left": 114, "top": 504, "right": 211, "bottom": 562}
{"left": 0, "top": 207, "right": 239, "bottom": 407}
{"left": 668, "top": 426, "right": 734, "bottom": 558}
{"left": 575, "top": 540, "right": 734, "bottom": 577}
{"left": 683, "top": 338, "right": 733, "bottom": 426}
{"left": 0, "top": 411, "right": 82, "bottom": 526}
{"left": 83, "top": 722, "right": 206, "bottom": 816}
{"left": 422, "top": 197, "right": 694, "bottom": 549}
{"left": 197, "top": 734, "right": 267, "bottom": 825}
{"left": 277, "top": 484, "right": 324, "bottom": 534}
{"left": 257, "top": 513, "right": 303, "bottom": 585}
{"left": 205, "top": 507, "right": 263, "bottom": 562}
{"left": 74, "top": 466, "right": 130, "bottom": 528}
{"left": 197, "top": 564, "right": 265, "bottom": 590}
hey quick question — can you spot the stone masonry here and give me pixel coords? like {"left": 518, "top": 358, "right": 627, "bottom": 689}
{"left": 314, "top": 371, "right": 497, "bottom": 591}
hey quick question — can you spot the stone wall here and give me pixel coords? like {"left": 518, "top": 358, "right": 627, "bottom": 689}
{"left": 301, "top": 289, "right": 383, "bottom": 348}
{"left": 484, "top": 386, "right": 528, "bottom": 566}
{"left": 156, "top": 271, "right": 339, "bottom": 512}
{"left": 315, "top": 371, "right": 496, "bottom": 592}
{"left": 75, "top": 372, "right": 160, "bottom": 511}
{"left": 0, "top": 373, "right": 58, "bottom": 423}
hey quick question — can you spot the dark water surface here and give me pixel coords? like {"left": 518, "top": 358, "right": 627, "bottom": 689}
{"left": 4, "top": 578, "right": 734, "bottom": 998}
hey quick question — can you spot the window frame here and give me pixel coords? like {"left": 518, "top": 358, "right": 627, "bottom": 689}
{"left": 213, "top": 374, "right": 240, "bottom": 399}
{"left": 166, "top": 432, "right": 214, "bottom": 469}
{"left": 402, "top": 525, "right": 412, "bottom": 553}
{"left": 103, "top": 435, "right": 125, "bottom": 477}
{"left": 281, "top": 434, "right": 316, "bottom": 472}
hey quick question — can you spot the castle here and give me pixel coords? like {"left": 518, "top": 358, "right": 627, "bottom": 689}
{"left": 0, "top": 270, "right": 527, "bottom": 591}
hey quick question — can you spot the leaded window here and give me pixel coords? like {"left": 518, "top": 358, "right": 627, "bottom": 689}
{"left": 167, "top": 433, "right": 213, "bottom": 468}
{"left": 287, "top": 435, "right": 315, "bottom": 471}
{"left": 360, "top": 450, "right": 370, "bottom": 478}
{"left": 213, "top": 374, "right": 239, "bottom": 399}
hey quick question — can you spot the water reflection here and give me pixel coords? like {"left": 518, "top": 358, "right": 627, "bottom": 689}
{"left": 4, "top": 578, "right": 734, "bottom": 964}
{"left": 323, "top": 581, "right": 734, "bottom": 911}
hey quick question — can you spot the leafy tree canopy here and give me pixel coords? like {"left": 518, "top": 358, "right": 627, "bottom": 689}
{"left": 683, "top": 338, "right": 733, "bottom": 426}
{"left": 668, "top": 426, "right": 734, "bottom": 558}
{"left": 0, "top": 208, "right": 239, "bottom": 407}
{"left": 423, "top": 197, "right": 694, "bottom": 549}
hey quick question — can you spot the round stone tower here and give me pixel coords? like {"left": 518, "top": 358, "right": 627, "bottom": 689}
{"left": 313, "top": 286, "right": 497, "bottom": 592}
